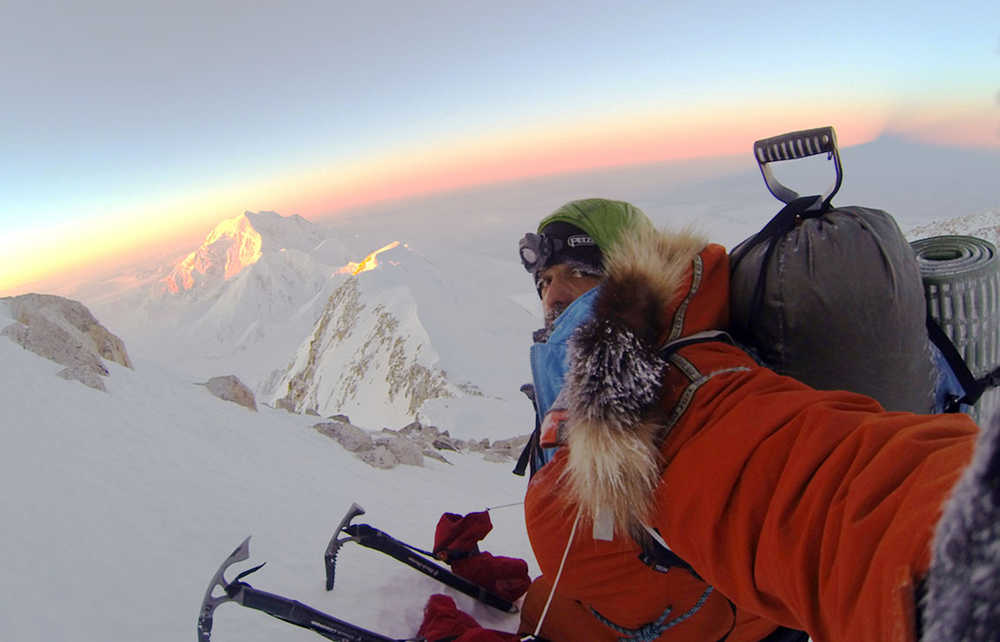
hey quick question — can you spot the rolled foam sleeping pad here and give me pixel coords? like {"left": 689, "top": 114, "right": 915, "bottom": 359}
{"left": 911, "top": 235, "right": 1000, "bottom": 425}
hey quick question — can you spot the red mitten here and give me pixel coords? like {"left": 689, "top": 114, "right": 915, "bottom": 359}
{"left": 418, "top": 594, "right": 481, "bottom": 640}
{"left": 452, "top": 552, "right": 531, "bottom": 602}
{"left": 433, "top": 511, "right": 493, "bottom": 562}
{"left": 417, "top": 594, "right": 521, "bottom": 642}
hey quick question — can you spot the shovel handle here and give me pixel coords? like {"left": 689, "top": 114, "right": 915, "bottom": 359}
{"left": 754, "top": 126, "right": 838, "bottom": 163}
{"left": 753, "top": 126, "right": 842, "bottom": 208}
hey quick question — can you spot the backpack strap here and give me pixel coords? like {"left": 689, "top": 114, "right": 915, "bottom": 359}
{"left": 729, "top": 194, "right": 825, "bottom": 271}
{"left": 513, "top": 383, "right": 542, "bottom": 477}
{"left": 641, "top": 328, "right": 735, "bottom": 574}
{"left": 636, "top": 524, "right": 702, "bottom": 578}
{"left": 513, "top": 422, "right": 540, "bottom": 477}
{"left": 926, "top": 316, "right": 1000, "bottom": 412}
{"left": 659, "top": 330, "right": 735, "bottom": 356}
{"left": 729, "top": 195, "right": 824, "bottom": 328}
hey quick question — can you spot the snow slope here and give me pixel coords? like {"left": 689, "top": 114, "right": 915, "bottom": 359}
{"left": 0, "top": 300, "right": 534, "bottom": 642}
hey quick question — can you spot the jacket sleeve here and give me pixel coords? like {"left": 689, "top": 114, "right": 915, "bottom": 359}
{"left": 652, "top": 356, "right": 977, "bottom": 642}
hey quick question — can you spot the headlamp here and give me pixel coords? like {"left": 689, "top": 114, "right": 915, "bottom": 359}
{"left": 519, "top": 227, "right": 598, "bottom": 275}
{"left": 519, "top": 233, "right": 557, "bottom": 273}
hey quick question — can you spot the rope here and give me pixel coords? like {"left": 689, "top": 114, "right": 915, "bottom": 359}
{"left": 591, "top": 586, "right": 715, "bottom": 641}
{"left": 533, "top": 507, "right": 581, "bottom": 638}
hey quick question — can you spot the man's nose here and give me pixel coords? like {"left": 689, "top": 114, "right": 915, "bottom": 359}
{"left": 543, "top": 276, "right": 573, "bottom": 309}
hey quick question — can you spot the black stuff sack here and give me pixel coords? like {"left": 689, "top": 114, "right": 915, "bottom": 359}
{"left": 729, "top": 126, "right": 938, "bottom": 414}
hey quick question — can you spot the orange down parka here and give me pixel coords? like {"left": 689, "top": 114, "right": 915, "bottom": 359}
{"left": 522, "top": 225, "right": 977, "bottom": 642}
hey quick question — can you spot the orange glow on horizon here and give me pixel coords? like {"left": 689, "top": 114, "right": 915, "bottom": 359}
{"left": 886, "top": 100, "right": 1000, "bottom": 149}
{"left": 1, "top": 219, "right": 205, "bottom": 298}
{"left": 7, "top": 94, "right": 989, "bottom": 298}
{"left": 283, "top": 100, "right": 893, "bottom": 220}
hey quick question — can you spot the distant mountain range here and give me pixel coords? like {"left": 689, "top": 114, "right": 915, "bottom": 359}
{"left": 81, "top": 209, "right": 535, "bottom": 431}
{"left": 70, "top": 135, "right": 997, "bottom": 431}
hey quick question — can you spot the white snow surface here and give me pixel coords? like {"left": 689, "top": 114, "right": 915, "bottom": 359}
{"left": 0, "top": 299, "right": 533, "bottom": 641}
{"left": 906, "top": 208, "right": 1000, "bottom": 248}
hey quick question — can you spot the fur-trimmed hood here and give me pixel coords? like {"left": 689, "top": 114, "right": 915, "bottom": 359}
{"left": 558, "top": 224, "right": 731, "bottom": 536}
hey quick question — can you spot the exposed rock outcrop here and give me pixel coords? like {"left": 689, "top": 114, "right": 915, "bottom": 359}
{"left": 2, "top": 293, "right": 132, "bottom": 391}
{"left": 376, "top": 433, "right": 424, "bottom": 466}
{"left": 202, "top": 375, "right": 258, "bottom": 411}
{"left": 313, "top": 419, "right": 528, "bottom": 470}
{"left": 358, "top": 445, "right": 398, "bottom": 469}
{"left": 315, "top": 420, "right": 374, "bottom": 452}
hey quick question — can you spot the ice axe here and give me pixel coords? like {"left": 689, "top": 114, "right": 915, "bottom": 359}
{"left": 197, "top": 535, "right": 411, "bottom": 641}
{"left": 324, "top": 502, "right": 368, "bottom": 591}
{"left": 324, "top": 502, "right": 519, "bottom": 613}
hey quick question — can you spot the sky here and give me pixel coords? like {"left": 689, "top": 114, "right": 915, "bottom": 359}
{"left": 1, "top": 0, "right": 998, "bottom": 295}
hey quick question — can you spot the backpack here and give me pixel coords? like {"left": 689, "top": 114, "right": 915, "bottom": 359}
{"left": 730, "top": 126, "right": 998, "bottom": 417}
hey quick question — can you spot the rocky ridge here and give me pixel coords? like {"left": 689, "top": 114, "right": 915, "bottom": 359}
{"left": 1, "top": 294, "right": 132, "bottom": 391}
{"left": 312, "top": 417, "right": 529, "bottom": 470}
{"left": 270, "top": 276, "right": 456, "bottom": 426}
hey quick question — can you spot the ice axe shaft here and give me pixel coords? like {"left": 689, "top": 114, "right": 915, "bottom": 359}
{"left": 226, "top": 583, "right": 402, "bottom": 641}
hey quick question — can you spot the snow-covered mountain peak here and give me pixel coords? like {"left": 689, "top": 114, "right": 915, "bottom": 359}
{"left": 160, "top": 211, "right": 335, "bottom": 295}
{"left": 242, "top": 210, "right": 332, "bottom": 253}
{"left": 266, "top": 263, "right": 459, "bottom": 428}
{"left": 78, "top": 211, "right": 360, "bottom": 392}
{"left": 162, "top": 212, "right": 262, "bottom": 294}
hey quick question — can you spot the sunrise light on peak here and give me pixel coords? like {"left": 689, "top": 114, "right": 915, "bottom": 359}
{"left": 160, "top": 214, "right": 264, "bottom": 294}
{"left": 338, "top": 241, "right": 402, "bottom": 276}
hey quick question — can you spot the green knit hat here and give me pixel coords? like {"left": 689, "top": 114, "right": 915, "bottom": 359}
{"left": 537, "top": 198, "right": 652, "bottom": 256}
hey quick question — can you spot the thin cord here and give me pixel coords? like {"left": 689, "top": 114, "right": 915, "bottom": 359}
{"left": 533, "top": 507, "right": 581, "bottom": 637}
{"left": 485, "top": 501, "right": 524, "bottom": 511}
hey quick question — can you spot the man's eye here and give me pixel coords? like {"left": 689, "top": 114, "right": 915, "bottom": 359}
{"left": 571, "top": 268, "right": 585, "bottom": 279}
